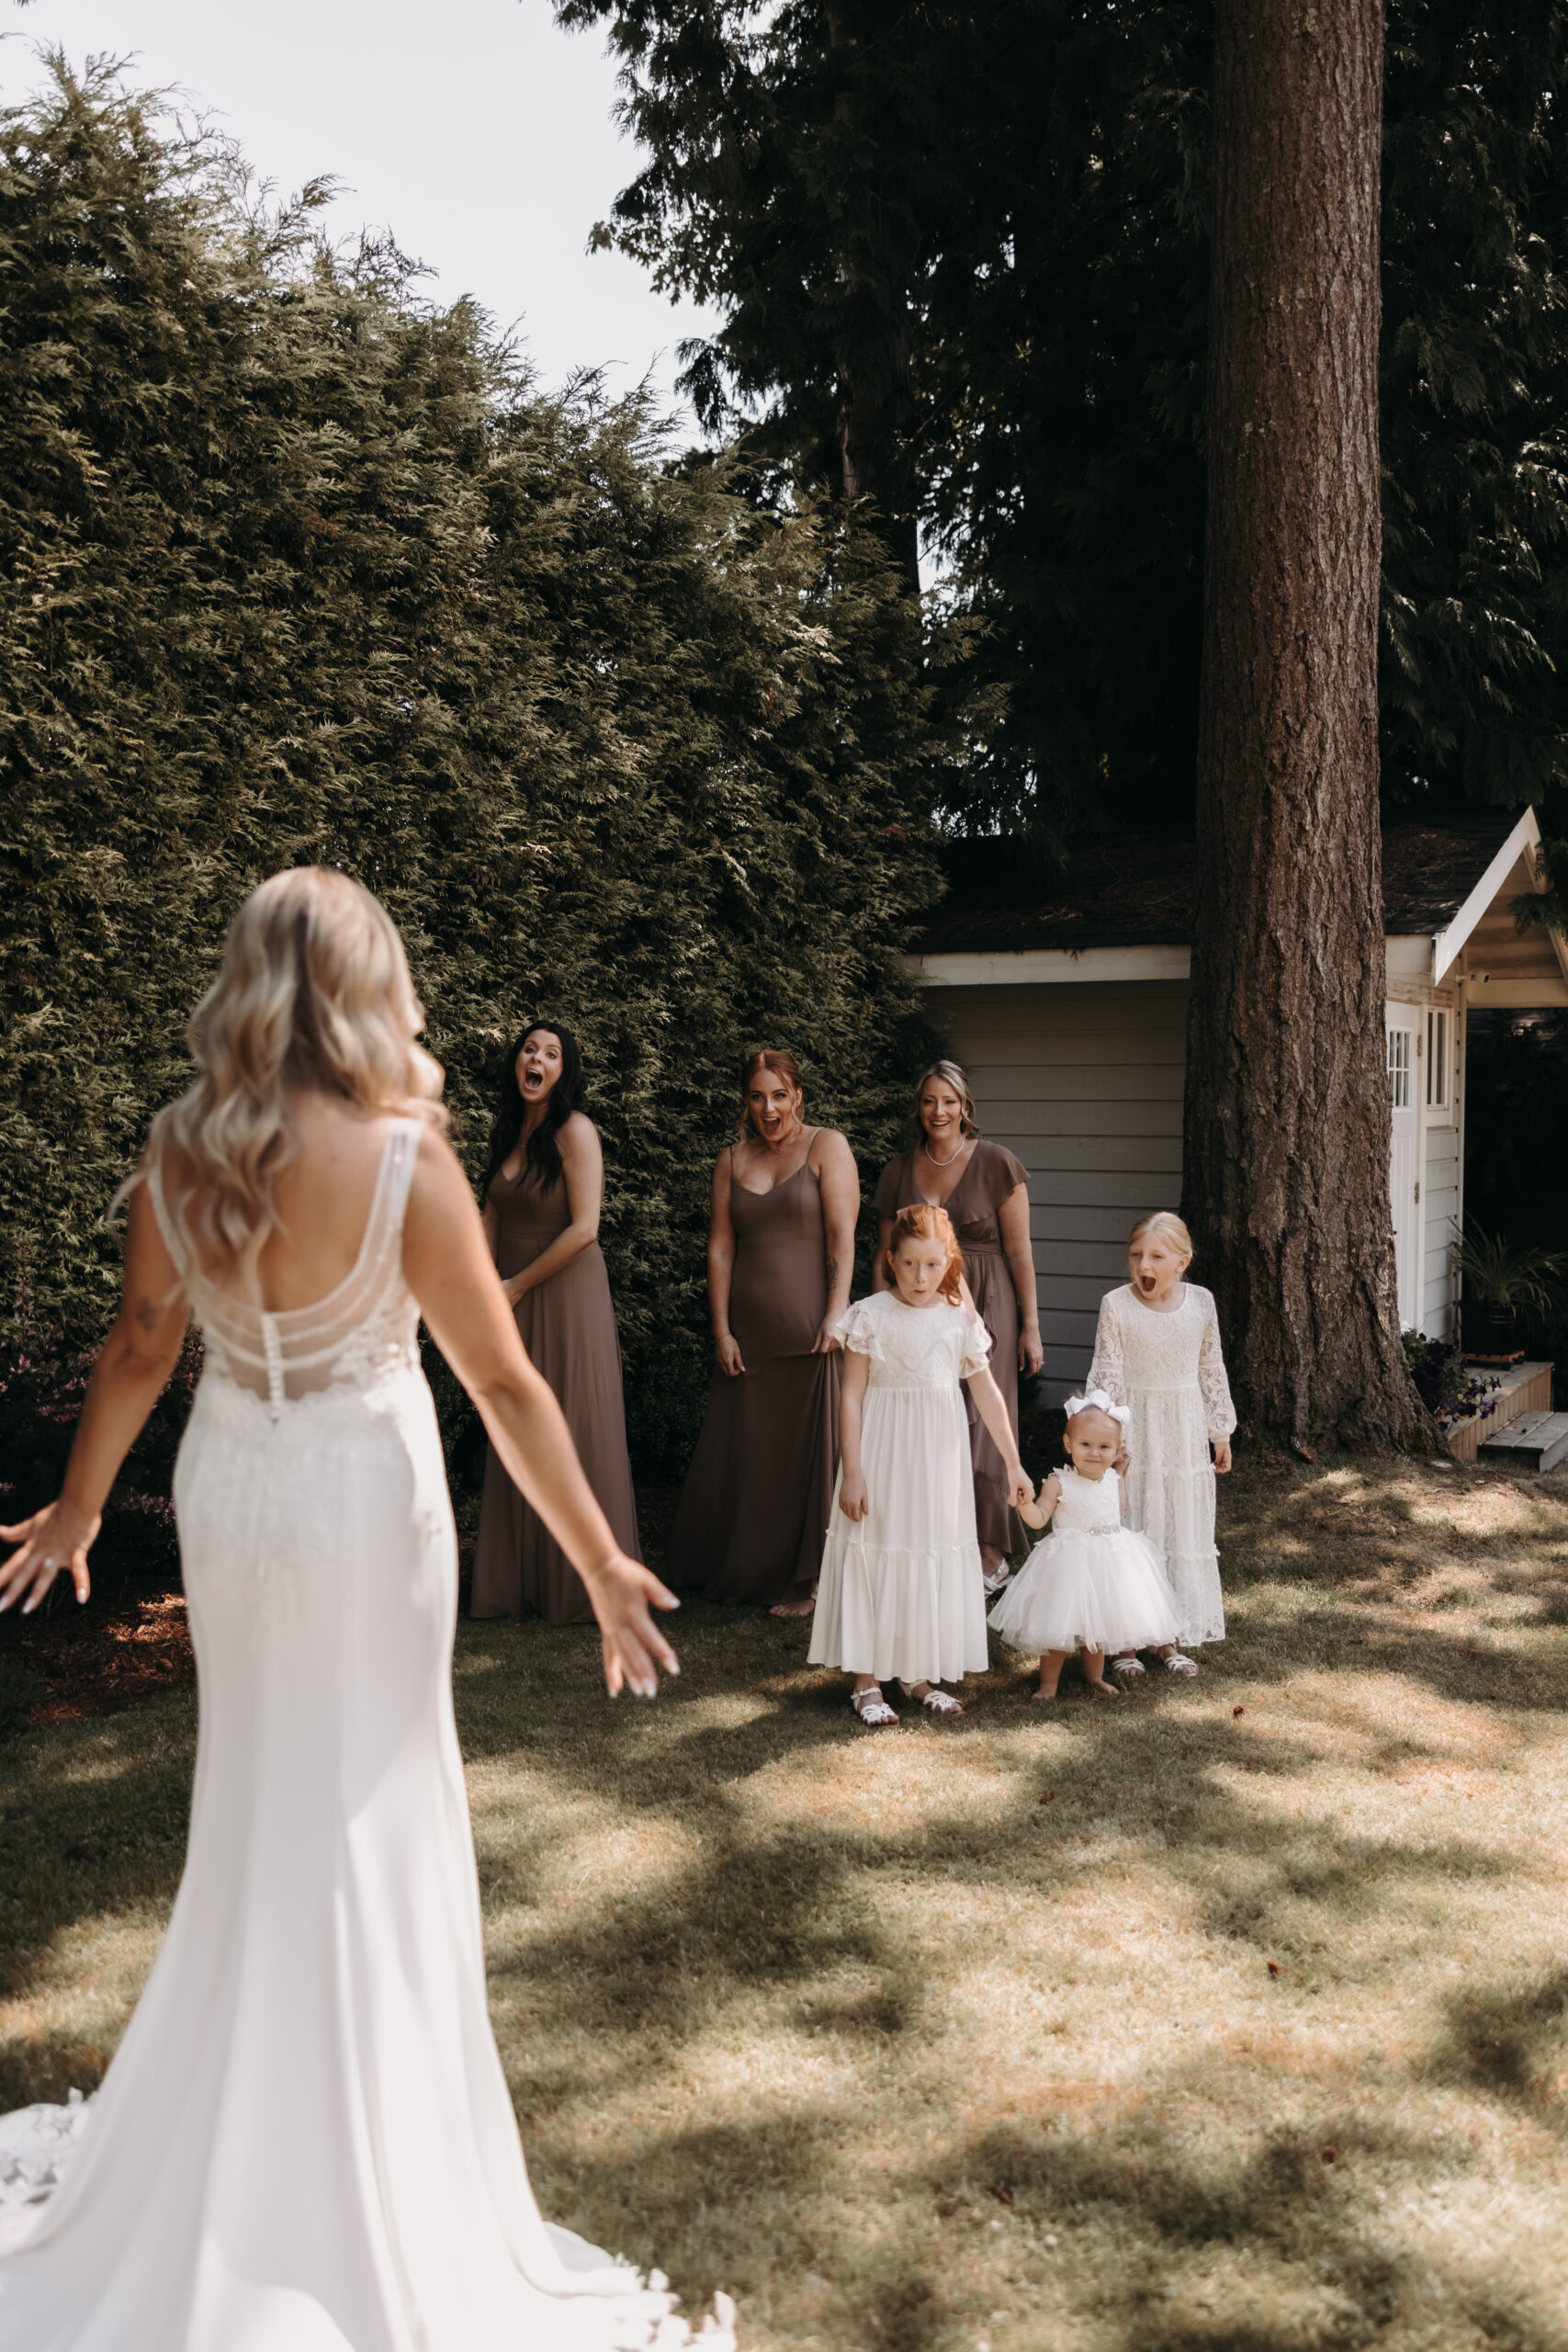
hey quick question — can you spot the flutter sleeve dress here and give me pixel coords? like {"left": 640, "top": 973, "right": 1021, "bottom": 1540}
{"left": 874, "top": 1139, "right": 1032, "bottom": 1558}
{"left": 1088, "top": 1282, "right": 1236, "bottom": 1646}
{"left": 807, "top": 1291, "right": 994, "bottom": 1686}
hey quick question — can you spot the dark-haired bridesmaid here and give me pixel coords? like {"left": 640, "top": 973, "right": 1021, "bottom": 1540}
{"left": 667, "top": 1049, "right": 860, "bottom": 1614}
{"left": 874, "top": 1059, "right": 1042, "bottom": 1591}
{"left": 470, "top": 1023, "right": 643, "bottom": 1624}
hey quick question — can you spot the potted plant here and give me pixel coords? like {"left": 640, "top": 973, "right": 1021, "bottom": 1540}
{"left": 1453, "top": 1225, "right": 1566, "bottom": 1362}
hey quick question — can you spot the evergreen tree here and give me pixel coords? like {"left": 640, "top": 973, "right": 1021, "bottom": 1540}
{"left": 0, "top": 63, "right": 941, "bottom": 1473}
{"left": 568, "top": 0, "right": 1568, "bottom": 832}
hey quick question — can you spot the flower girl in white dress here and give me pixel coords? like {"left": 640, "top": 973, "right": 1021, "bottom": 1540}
{"left": 809, "top": 1204, "right": 1032, "bottom": 1725}
{"left": 988, "top": 1390, "right": 1179, "bottom": 1699}
{"left": 0, "top": 870, "right": 731, "bottom": 2351}
{"left": 1088, "top": 1210, "right": 1236, "bottom": 1677}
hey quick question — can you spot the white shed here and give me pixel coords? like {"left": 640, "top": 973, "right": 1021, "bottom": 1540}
{"left": 912, "top": 810, "right": 1568, "bottom": 1406}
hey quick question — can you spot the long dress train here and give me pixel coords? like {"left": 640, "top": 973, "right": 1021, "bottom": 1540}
{"left": 0, "top": 1119, "right": 732, "bottom": 2351}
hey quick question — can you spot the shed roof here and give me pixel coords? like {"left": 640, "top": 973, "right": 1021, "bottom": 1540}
{"left": 919, "top": 818, "right": 1520, "bottom": 957}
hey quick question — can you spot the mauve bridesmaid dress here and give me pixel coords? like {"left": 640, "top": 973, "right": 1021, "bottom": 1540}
{"left": 470, "top": 1161, "right": 642, "bottom": 1625}
{"left": 665, "top": 1144, "right": 840, "bottom": 1607}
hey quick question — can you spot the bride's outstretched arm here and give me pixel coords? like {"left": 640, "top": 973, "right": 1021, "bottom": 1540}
{"left": 0, "top": 1187, "right": 188, "bottom": 1614}
{"left": 404, "top": 1130, "right": 679, "bottom": 1700}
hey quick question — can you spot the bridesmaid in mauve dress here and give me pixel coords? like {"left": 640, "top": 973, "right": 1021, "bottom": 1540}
{"left": 667, "top": 1049, "right": 860, "bottom": 1613}
{"left": 874, "top": 1059, "right": 1043, "bottom": 1589}
{"left": 471, "top": 1023, "right": 642, "bottom": 1625}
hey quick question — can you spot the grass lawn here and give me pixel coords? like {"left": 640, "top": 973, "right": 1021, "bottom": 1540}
{"left": 4, "top": 1453, "right": 1568, "bottom": 2351}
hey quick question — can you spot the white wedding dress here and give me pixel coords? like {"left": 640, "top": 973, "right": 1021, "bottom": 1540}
{"left": 0, "top": 1120, "right": 734, "bottom": 2352}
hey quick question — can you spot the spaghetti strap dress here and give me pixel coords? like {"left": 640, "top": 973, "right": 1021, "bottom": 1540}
{"left": 666, "top": 1140, "right": 840, "bottom": 1607}
{"left": 874, "top": 1138, "right": 1032, "bottom": 1558}
{"left": 470, "top": 1159, "right": 641, "bottom": 1626}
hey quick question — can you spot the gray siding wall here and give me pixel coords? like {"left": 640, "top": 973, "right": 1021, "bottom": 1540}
{"left": 928, "top": 980, "right": 1189, "bottom": 1405}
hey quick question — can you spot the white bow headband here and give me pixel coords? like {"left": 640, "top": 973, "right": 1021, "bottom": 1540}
{"left": 1064, "top": 1387, "right": 1131, "bottom": 1428}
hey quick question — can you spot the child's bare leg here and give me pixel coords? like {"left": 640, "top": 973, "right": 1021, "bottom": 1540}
{"left": 1083, "top": 1647, "right": 1121, "bottom": 1700}
{"left": 1035, "top": 1649, "right": 1069, "bottom": 1700}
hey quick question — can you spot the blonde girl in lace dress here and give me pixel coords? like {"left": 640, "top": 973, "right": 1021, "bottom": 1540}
{"left": 1088, "top": 1211, "right": 1235, "bottom": 1677}
{"left": 809, "top": 1204, "right": 1033, "bottom": 1726}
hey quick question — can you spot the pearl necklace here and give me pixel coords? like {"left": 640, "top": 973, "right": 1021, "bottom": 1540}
{"left": 919, "top": 1132, "right": 967, "bottom": 1169}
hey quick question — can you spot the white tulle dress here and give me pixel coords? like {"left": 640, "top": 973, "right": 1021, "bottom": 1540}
{"left": 807, "top": 1291, "right": 993, "bottom": 1686}
{"left": 1089, "top": 1283, "right": 1236, "bottom": 1648}
{"left": 0, "top": 1119, "right": 733, "bottom": 2352}
{"left": 987, "top": 1466, "right": 1179, "bottom": 1657}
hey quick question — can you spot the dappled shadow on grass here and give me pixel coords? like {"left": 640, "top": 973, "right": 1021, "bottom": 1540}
{"left": 1428, "top": 1963, "right": 1568, "bottom": 2113}
{"left": 0, "top": 1693, "right": 195, "bottom": 2105}
{"left": 5, "top": 1454, "right": 1567, "bottom": 2346}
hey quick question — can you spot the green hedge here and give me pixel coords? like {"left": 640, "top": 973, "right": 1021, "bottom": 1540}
{"left": 0, "top": 64, "right": 944, "bottom": 1485}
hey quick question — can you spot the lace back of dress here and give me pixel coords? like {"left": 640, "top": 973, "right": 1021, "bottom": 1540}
{"left": 147, "top": 1121, "right": 423, "bottom": 1407}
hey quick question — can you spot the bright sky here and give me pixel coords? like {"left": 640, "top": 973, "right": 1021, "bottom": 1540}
{"left": 3, "top": 0, "right": 721, "bottom": 416}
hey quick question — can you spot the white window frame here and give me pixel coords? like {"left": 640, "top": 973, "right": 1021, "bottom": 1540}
{"left": 1425, "top": 1005, "right": 1455, "bottom": 1125}
{"left": 1386, "top": 1024, "right": 1412, "bottom": 1108}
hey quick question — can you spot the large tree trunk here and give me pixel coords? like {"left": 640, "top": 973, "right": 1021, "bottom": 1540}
{"left": 1183, "top": 0, "right": 1436, "bottom": 1451}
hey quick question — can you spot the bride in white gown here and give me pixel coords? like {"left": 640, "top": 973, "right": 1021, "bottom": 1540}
{"left": 0, "top": 870, "right": 735, "bottom": 2352}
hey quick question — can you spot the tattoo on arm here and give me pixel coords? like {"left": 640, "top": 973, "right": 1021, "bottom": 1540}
{"left": 134, "top": 1298, "right": 162, "bottom": 1334}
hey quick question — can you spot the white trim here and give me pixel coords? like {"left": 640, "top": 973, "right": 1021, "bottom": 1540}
{"left": 910, "top": 944, "right": 1191, "bottom": 987}
{"left": 1431, "top": 808, "right": 1543, "bottom": 983}
{"left": 1386, "top": 935, "right": 1436, "bottom": 982}
{"left": 1460, "top": 973, "right": 1568, "bottom": 1009}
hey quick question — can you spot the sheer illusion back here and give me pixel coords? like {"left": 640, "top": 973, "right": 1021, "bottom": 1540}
{"left": 145, "top": 1120, "right": 422, "bottom": 1406}
{"left": 0, "top": 1106, "right": 733, "bottom": 2347}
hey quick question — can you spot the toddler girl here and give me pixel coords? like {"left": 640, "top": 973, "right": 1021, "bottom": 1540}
{"left": 988, "top": 1389, "right": 1179, "bottom": 1698}
{"left": 809, "top": 1204, "right": 1033, "bottom": 1726}
{"left": 1088, "top": 1210, "right": 1235, "bottom": 1676}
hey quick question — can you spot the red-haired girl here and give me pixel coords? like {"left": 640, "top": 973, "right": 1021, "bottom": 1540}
{"left": 809, "top": 1204, "right": 1033, "bottom": 1725}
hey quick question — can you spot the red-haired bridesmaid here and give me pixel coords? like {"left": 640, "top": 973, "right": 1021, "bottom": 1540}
{"left": 666, "top": 1050, "right": 859, "bottom": 1612}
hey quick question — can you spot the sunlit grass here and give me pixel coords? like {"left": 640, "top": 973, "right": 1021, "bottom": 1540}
{"left": 3, "top": 1456, "right": 1567, "bottom": 2349}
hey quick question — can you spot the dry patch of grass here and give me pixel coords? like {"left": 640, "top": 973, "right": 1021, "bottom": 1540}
{"left": 3, "top": 1454, "right": 1567, "bottom": 2351}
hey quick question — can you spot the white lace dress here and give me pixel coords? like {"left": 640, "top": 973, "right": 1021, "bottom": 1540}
{"left": 807, "top": 1291, "right": 993, "bottom": 1686}
{"left": 1088, "top": 1282, "right": 1236, "bottom": 1647}
{"left": 987, "top": 1467, "right": 1179, "bottom": 1656}
{"left": 0, "top": 1120, "right": 733, "bottom": 2352}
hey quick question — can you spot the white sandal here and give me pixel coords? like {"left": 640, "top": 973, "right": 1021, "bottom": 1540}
{"left": 1111, "top": 1652, "right": 1146, "bottom": 1679}
{"left": 852, "top": 1685, "right": 898, "bottom": 1727}
{"left": 898, "top": 1681, "right": 964, "bottom": 1715}
{"left": 1163, "top": 1651, "right": 1199, "bottom": 1676}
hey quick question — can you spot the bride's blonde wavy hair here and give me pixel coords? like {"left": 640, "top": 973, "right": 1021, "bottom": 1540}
{"left": 130, "top": 868, "right": 446, "bottom": 1286}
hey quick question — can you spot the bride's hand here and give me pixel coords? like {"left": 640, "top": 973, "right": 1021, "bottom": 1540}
{"left": 0, "top": 1498, "right": 99, "bottom": 1614}
{"left": 585, "top": 1555, "right": 682, "bottom": 1699}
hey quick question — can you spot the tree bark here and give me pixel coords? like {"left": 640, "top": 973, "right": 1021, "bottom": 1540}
{"left": 1184, "top": 0, "right": 1437, "bottom": 1450}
